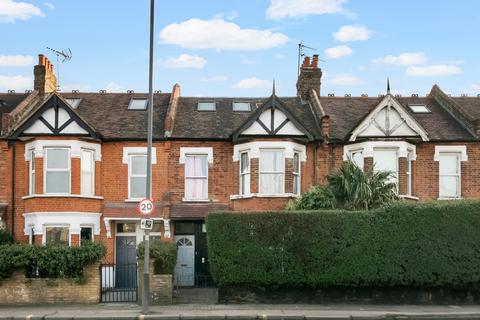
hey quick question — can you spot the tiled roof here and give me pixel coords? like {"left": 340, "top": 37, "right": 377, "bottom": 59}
{"left": 451, "top": 97, "right": 480, "bottom": 121}
{"left": 321, "top": 95, "right": 477, "bottom": 141}
{"left": 59, "top": 92, "right": 171, "bottom": 140}
{"left": 171, "top": 96, "right": 322, "bottom": 139}
{"left": 0, "top": 93, "right": 29, "bottom": 132}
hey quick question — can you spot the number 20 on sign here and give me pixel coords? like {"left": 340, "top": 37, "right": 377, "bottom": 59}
{"left": 138, "top": 198, "right": 154, "bottom": 215}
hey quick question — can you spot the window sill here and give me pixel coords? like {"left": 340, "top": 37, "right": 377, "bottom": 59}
{"left": 182, "top": 198, "right": 211, "bottom": 203}
{"left": 437, "top": 197, "right": 463, "bottom": 201}
{"left": 124, "top": 199, "right": 143, "bottom": 203}
{"left": 399, "top": 195, "right": 419, "bottom": 201}
{"left": 231, "top": 193, "right": 298, "bottom": 200}
{"left": 22, "top": 194, "right": 103, "bottom": 200}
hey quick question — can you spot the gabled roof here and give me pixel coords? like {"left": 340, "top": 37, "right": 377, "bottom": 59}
{"left": 349, "top": 94, "right": 429, "bottom": 141}
{"left": 0, "top": 93, "right": 30, "bottom": 134}
{"left": 232, "top": 93, "right": 315, "bottom": 141}
{"left": 321, "top": 92, "right": 477, "bottom": 142}
{"left": 10, "top": 94, "right": 99, "bottom": 139}
{"left": 170, "top": 96, "right": 322, "bottom": 140}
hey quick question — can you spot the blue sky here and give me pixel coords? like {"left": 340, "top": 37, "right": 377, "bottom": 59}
{"left": 1, "top": 0, "right": 479, "bottom": 97}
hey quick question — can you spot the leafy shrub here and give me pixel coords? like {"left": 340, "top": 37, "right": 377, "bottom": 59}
{"left": 0, "top": 241, "right": 105, "bottom": 280}
{"left": 207, "top": 201, "right": 480, "bottom": 288}
{"left": 287, "top": 161, "right": 398, "bottom": 210}
{"left": 0, "top": 229, "right": 14, "bottom": 245}
{"left": 138, "top": 240, "right": 177, "bottom": 274}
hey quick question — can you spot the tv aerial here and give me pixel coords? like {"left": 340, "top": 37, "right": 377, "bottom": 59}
{"left": 297, "top": 42, "right": 324, "bottom": 77}
{"left": 46, "top": 47, "right": 72, "bottom": 91}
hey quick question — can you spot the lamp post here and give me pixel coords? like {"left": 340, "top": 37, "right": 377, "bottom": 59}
{"left": 142, "top": 0, "right": 155, "bottom": 314}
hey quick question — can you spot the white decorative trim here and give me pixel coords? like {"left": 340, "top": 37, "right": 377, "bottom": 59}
{"left": 179, "top": 147, "right": 213, "bottom": 164}
{"left": 349, "top": 95, "right": 429, "bottom": 142}
{"left": 182, "top": 198, "right": 211, "bottom": 203}
{"left": 22, "top": 194, "right": 103, "bottom": 200}
{"left": 343, "top": 141, "right": 417, "bottom": 160}
{"left": 434, "top": 145, "right": 468, "bottom": 161}
{"left": 122, "top": 147, "right": 157, "bottom": 164}
{"left": 232, "top": 141, "right": 307, "bottom": 161}
{"left": 23, "top": 212, "right": 101, "bottom": 236}
{"left": 230, "top": 193, "right": 298, "bottom": 200}
{"left": 24, "top": 140, "right": 101, "bottom": 161}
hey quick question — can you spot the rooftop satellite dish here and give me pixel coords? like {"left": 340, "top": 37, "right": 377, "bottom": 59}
{"left": 46, "top": 47, "right": 73, "bottom": 91}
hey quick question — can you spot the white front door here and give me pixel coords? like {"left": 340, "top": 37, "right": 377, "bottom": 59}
{"left": 174, "top": 235, "right": 195, "bottom": 286}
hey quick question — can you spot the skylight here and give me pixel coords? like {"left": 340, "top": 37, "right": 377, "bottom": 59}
{"left": 197, "top": 102, "right": 216, "bottom": 111}
{"left": 233, "top": 102, "right": 251, "bottom": 112}
{"left": 65, "top": 98, "right": 81, "bottom": 109}
{"left": 409, "top": 104, "right": 430, "bottom": 113}
{"left": 128, "top": 99, "right": 148, "bottom": 110}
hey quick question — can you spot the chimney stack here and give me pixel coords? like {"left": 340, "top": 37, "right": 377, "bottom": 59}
{"left": 34, "top": 54, "right": 57, "bottom": 95}
{"left": 296, "top": 54, "right": 322, "bottom": 101}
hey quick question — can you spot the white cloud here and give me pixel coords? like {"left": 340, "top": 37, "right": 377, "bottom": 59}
{"left": 0, "top": 75, "right": 32, "bottom": 90}
{"left": 333, "top": 25, "right": 372, "bottom": 42}
{"left": 406, "top": 65, "right": 462, "bottom": 77}
{"left": 358, "top": 65, "right": 367, "bottom": 71}
{"left": 43, "top": 2, "right": 54, "bottom": 9}
{"left": 233, "top": 77, "right": 271, "bottom": 90}
{"left": 329, "top": 73, "right": 361, "bottom": 85}
{"left": 213, "top": 11, "right": 239, "bottom": 21}
{"left": 0, "top": 54, "right": 33, "bottom": 67}
{"left": 241, "top": 58, "right": 256, "bottom": 65}
{"left": 470, "top": 84, "right": 480, "bottom": 93}
{"left": 0, "top": 0, "right": 43, "bottom": 23}
{"left": 324, "top": 45, "right": 353, "bottom": 59}
{"left": 200, "top": 76, "right": 228, "bottom": 82}
{"left": 105, "top": 82, "right": 124, "bottom": 92}
{"left": 157, "top": 54, "right": 206, "bottom": 69}
{"left": 266, "top": 0, "right": 349, "bottom": 19}
{"left": 159, "top": 18, "right": 289, "bottom": 51}
{"left": 371, "top": 52, "right": 427, "bottom": 66}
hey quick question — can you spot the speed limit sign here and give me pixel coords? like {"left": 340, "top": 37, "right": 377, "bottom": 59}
{"left": 138, "top": 198, "right": 154, "bottom": 215}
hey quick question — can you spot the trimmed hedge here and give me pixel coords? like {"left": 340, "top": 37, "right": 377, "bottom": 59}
{"left": 138, "top": 240, "right": 177, "bottom": 274}
{"left": 0, "top": 241, "right": 105, "bottom": 280}
{"left": 0, "top": 229, "right": 13, "bottom": 245}
{"left": 207, "top": 201, "right": 480, "bottom": 288}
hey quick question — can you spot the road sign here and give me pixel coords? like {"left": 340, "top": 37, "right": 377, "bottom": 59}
{"left": 140, "top": 218, "right": 153, "bottom": 230}
{"left": 138, "top": 198, "right": 154, "bottom": 215}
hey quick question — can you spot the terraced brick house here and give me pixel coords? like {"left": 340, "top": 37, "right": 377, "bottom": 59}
{"left": 1, "top": 53, "right": 480, "bottom": 291}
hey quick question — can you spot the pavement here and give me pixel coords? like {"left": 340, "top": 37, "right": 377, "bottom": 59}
{"left": 2, "top": 304, "right": 480, "bottom": 319}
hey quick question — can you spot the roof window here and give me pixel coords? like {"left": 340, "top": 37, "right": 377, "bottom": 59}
{"left": 128, "top": 99, "right": 148, "bottom": 110}
{"left": 233, "top": 102, "right": 251, "bottom": 112}
{"left": 409, "top": 104, "right": 430, "bottom": 113}
{"left": 197, "top": 102, "right": 216, "bottom": 111}
{"left": 65, "top": 98, "right": 81, "bottom": 109}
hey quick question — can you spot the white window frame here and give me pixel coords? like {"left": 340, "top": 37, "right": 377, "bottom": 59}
{"left": 239, "top": 151, "right": 250, "bottom": 196}
{"left": 81, "top": 149, "right": 95, "bottom": 196}
{"left": 44, "top": 147, "right": 71, "bottom": 195}
{"left": 349, "top": 149, "right": 364, "bottom": 170}
{"left": 29, "top": 149, "right": 35, "bottom": 195}
{"left": 293, "top": 151, "right": 301, "bottom": 195}
{"left": 373, "top": 148, "right": 399, "bottom": 190}
{"left": 184, "top": 154, "right": 209, "bottom": 201}
{"left": 259, "top": 149, "right": 285, "bottom": 196}
{"left": 406, "top": 151, "right": 413, "bottom": 196}
{"left": 43, "top": 224, "right": 71, "bottom": 246}
{"left": 438, "top": 152, "right": 461, "bottom": 199}
{"left": 128, "top": 154, "right": 147, "bottom": 201}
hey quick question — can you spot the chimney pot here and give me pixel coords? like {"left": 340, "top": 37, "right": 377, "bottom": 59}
{"left": 302, "top": 56, "right": 310, "bottom": 68}
{"left": 34, "top": 53, "right": 57, "bottom": 95}
{"left": 312, "top": 54, "right": 319, "bottom": 68}
{"left": 296, "top": 55, "right": 322, "bottom": 101}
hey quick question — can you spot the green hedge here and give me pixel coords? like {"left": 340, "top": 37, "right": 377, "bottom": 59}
{"left": 0, "top": 241, "right": 105, "bottom": 280}
{"left": 138, "top": 240, "right": 177, "bottom": 274}
{"left": 0, "top": 229, "right": 14, "bottom": 245}
{"left": 207, "top": 201, "right": 480, "bottom": 288}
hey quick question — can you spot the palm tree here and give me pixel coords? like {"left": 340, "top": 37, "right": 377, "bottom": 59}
{"left": 287, "top": 161, "right": 398, "bottom": 211}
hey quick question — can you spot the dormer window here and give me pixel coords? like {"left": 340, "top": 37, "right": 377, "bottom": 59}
{"left": 233, "top": 102, "right": 250, "bottom": 112}
{"left": 197, "top": 102, "right": 216, "bottom": 111}
{"left": 65, "top": 98, "right": 81, "bottom": 109}
{"left": 409, "top": 104, "right": 430, "bottom": 113}
{"left": 128, "top": 99, "right": 148, "bottom": 110}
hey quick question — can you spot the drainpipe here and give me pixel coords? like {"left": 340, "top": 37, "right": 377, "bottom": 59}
{"left": 10, "top": 142, "right": 15, "bottom": 237}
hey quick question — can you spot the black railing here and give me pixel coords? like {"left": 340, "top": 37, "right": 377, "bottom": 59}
{"left": 100, "top": 263, "right": 137, "bottom": 302}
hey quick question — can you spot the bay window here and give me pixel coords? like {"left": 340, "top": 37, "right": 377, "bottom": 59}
{"left": 129, "top": 155, "right": 147, "bottom": 200}
{"left": 185, "top": 154, "right": 208, "bottom": 200}
{"left": 439, "top": 152, "right": 461, "bottom": 198}
{"left": 259, "top": 150, "right": 284, "bottom": 195}
{"left": 373, "top": 149, "right": 398, "bottom": 186}
{"left": 240, "top": 152, "right": 250, "bottom": 195}
{"left": 45, "top": 226, "right": 69, "bottom": 246}
{"left": 350, "top": 150, "right": 363, "bottom": 170}
{"left": 81, "top": 149, "right": 94, "bottom": 196}
{"left": 293, "top": 152, "right": 300, "bottom": 195}
{"left": 45, "top": 148, "right": 70, "bottom": 194}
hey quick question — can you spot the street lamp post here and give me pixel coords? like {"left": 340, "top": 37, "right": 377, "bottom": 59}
{"left": 142, "top": 0, "right": 155, "bottom": 314}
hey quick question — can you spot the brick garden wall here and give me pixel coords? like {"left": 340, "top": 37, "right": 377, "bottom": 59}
{"left": 0, "top": 262, "right": 100, "bottom": 304}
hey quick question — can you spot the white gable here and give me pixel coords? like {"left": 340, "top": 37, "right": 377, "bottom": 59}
{"left": 350, "top": 95, "right": 429, "bottom": 141}
{"left": 242, "top": 108, "right": 304, "bottom": 136}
